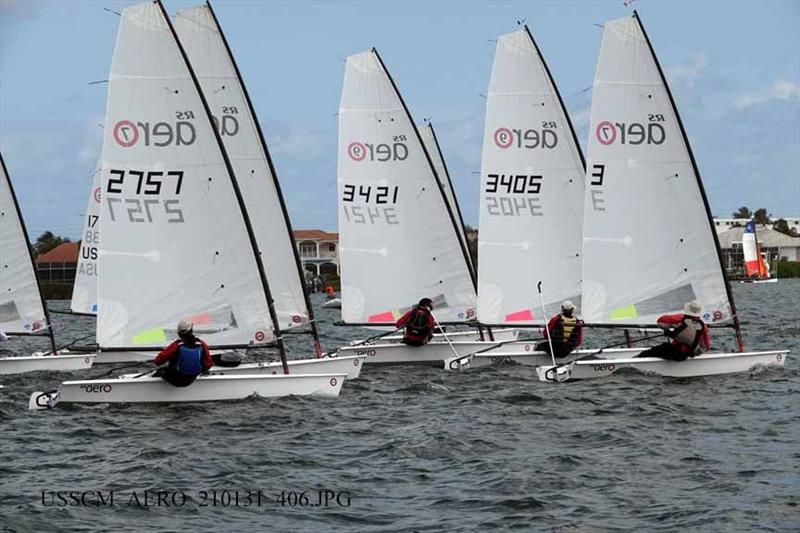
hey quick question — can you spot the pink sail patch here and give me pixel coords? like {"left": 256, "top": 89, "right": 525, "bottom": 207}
{"left": 505, "top": 309, "right": 534, "bottom": 322}
{"left": 190, "top": 312, "right": 214, "bottom": 326}
{"left": 368, "top": 311, "right": 396, "bottom": 323}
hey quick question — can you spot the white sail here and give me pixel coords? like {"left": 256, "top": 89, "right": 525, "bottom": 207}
{"left": 582, "top": 14, "right": 731, "bottom": 325}
{"left": 71, "top": 163, "right": 102, "bottom": 315}
{"left": 741, "top": 220, "right": 760, "bottom": 277}
{"left": 174, "top": 5, "right": 310, "bottom": 331}
{"left": 338, "top": 49, "right": 475, "bottom": 324}
{"left": 418, "top": 122, "right": 472, "bottom": 269}
{"left": 0, "top": 154, "right": 49, "bottom": 335}
{"left": 477, "top": 28, "right": 585, "bottom": 325}
{"left": 96, "top": 1, "right": 274, "bottom": 348}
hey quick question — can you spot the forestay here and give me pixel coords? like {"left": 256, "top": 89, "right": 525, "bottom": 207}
{"left": 0, "top": 154, "right": 49, "bottom": 335}
{"left": 581, "top": 14, "right": 732, "bottom": 325}
{"left": 71, "top": 163, "right": 102, "bottom": 315}
{"left": 338, "top": 49, "right": 475, "bottom": 324}
{"left": 174, "top": 5, "right": 310, "bottom": 331}
{"left": 418, "top": 122, "right": 472, "bottom": 270}
{"left": 477, "top": 28, "right": 585, "bottom": 325}
{"left": 96, "top": 1, "right": 274, "bottom": 348}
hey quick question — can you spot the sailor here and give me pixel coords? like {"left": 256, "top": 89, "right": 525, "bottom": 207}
{"left": 395, "top": 298, "right": 436, "bottom": 347}
{"left": 536, "top": 301, "right": 584, "bottom": 358}
{"left": 153, "top": 320, "right": 212, "bottom": 387}
{"left": 636, "top": 300, "right": 710, "bottom": 361}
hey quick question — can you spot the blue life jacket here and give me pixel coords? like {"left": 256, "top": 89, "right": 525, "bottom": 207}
{"left": 174, "top": 344, "right": 203, "bottom": 376}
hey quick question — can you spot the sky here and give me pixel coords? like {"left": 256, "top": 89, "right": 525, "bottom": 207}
{"left": 1, "top": 0, "right": 798, "bottom": 240}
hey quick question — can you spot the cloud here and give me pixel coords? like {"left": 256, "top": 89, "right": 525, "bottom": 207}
{"left": 735, "top": 79, "right": 800, "bottom": 109}
{"left": 666, "top": 53, "right": 709, "bottom": 89}
{"left": 267, "top": 126, "right": 330, "bottom": 160}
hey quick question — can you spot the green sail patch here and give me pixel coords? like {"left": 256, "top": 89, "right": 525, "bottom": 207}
{"left": 132, "top": 327, "right": 167, "bottom": 345}
{"left": 609, "top": 304, "right": 638, "bottom": 320}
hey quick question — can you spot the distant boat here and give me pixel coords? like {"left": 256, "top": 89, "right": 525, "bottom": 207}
{"left": 739, "top": 220, "right": 778, "bottom": 283}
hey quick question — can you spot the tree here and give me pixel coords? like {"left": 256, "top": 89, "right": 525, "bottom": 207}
{"left": 773, "top": 218, "right": 798, "bottom": 236}
{"left": 753, "top": 208, "right": 771, "bottom": 225}
{"left": 731, "top": 206, "right": 751, "bottom": 219}
{"left": 31, "top": 231, "right": 71, "bottom": 258}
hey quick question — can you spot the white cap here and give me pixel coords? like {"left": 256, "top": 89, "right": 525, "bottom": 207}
{"left": 177, "top": 320, "right": 193, "bottom": 335}
{"left": 683, "top": 300, "right": 702, "bottom": 317}
{"left": 562, "top": 301, "right": 575, "bottom": 311}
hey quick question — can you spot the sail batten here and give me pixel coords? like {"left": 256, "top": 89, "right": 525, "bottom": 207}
{"left": 477, "top": 27, "right": 586, "bottom": 325}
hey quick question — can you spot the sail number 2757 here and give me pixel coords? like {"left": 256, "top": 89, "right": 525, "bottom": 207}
{"left": 105, "top": 168, "right": 185, "bottom": 224}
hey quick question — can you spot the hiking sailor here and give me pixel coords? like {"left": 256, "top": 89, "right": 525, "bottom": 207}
{"left": 395, "top": 298, "right": 436, "bottom": 347}
{"left": 536, "top": 301, "right": 584, "bottom": 358}
{"left": 153, "top": 320, "right": 212, "bottom": 386}
{"left": 636, "top": 300, "right": 710, "bottom": 361}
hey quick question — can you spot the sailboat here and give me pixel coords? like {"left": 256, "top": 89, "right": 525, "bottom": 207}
{"left": 334, "top": 48, "right": 517, "bottom": 365}
{"left": 172, "top": 2, "right": 364, "bottom": 378}
{"left": 739, "top": 220, "right": 777, "bottom": 283}
{"left": 29, "top": 0, "right": 345, "bottom": 407}
{"left": 536, "top": 11, "right": 788, "bottom": 382}
{"left": 0, "top": 153, "right": 95, "bottom": 374}
{"left": 445, "top": 26, "right": 619, "bottom": 371}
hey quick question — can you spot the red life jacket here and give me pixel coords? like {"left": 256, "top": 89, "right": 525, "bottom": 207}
{"left": 403, "top": 306, "right": 433, "bottom": 345}
{"left": 668, "top": 315, "right": 707, "bottom": 355}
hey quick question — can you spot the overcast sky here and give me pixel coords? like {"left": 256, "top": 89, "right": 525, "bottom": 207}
{"left": 1, "top": 0, "right": 798, "bottom": 239}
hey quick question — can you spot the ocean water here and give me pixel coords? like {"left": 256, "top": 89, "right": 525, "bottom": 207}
{"left": 0, "top": 281, "right": 798, "bottom": 532}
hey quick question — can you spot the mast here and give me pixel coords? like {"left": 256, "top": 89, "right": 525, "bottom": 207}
{"left": 425, "top": 122, "right": 474, "bottom": 266}
{"left": 157, "top": 0, "right": 290, "bottom": 372}
{"left": 523, "top": 25, "right": 586, "bottom": 172}
{"left": 0, "top": 153, "right": 57, "bottom": 354}
{"left": 372, "top": 48, "right": 479, "bottom": 292}
{"left": 204, "top": 0, "right": 323, "bottom": 356}
{"left": 633, "top": 10, "right": 744, "bottom": 351}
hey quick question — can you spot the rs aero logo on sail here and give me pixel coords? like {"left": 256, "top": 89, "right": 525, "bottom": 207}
{"left": 493, "top": 123, "right": 558, "bottom": 150}
{"left": 112, "top": 107, "right": 240, "bottom": 148}
{"left": 595, "top": 114, "right": 666, "bottom": 145}
{"left": 347, "top": 135, "right": 409, "bottom": 162}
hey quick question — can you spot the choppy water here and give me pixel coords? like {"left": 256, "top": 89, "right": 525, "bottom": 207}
{"left": 1, "top": 282, "right": 798, "bottom": 532}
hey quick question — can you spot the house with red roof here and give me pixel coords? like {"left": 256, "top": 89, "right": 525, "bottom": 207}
{"left": 293, "top": 229, "right": 339, "bottom": 280}
{"left": 35, "top": 242, "right": 80, "bottom": 283}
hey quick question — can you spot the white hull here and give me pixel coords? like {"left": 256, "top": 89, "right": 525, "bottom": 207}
{"left": 29, "top": 372, "right": 346, "bottom": 409}
{"left": 455, "top": 347, "right": 643, "bottom": 370}
{"left": 360, "top": 328, "right": 519, "bottom": 346}
{"left": 535, "top": 350, "right": 789, "bottom": 382}
{"left": 0, "top": 353, "right": 95, "bottom": 375}
{"left": 321, "top": 298, "right": 341, "bottom": 309}
{"left": 211, "top": 354, "right": 365, "bottom": 380}
{"left": 338, "top": 340, "right": 502, "bottom": 365}
{"left": 94, "top": 351, "right": 155, "bottom": 364}
{"left": 738, "top": 278, "right": 778, "bottom": 284}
